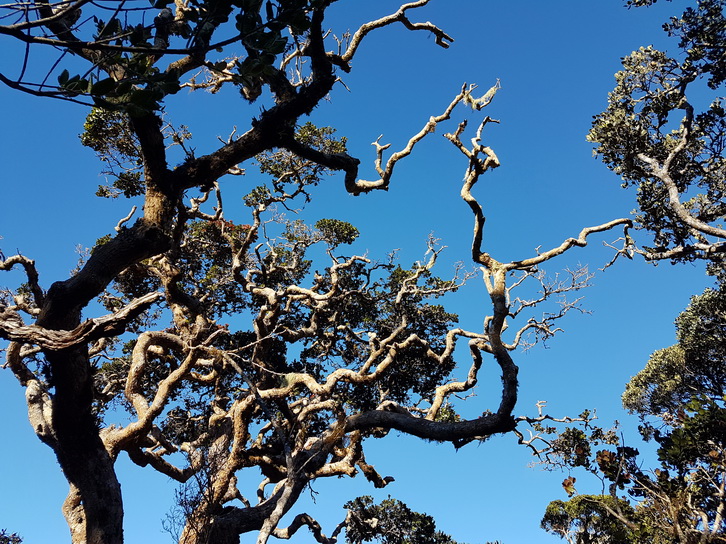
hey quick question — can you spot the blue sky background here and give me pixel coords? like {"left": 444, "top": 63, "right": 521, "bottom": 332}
{"left": 0, "top": 1, "right": 716, "bottom": 542}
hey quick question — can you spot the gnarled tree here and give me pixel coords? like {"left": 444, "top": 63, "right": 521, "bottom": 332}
{"left": 0, "top": 1, "right": 633, "bottom": 543}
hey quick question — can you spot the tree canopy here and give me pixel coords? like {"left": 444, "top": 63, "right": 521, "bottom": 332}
{"left": 540, "top": 289, "right": 726, "bottom": 543}
{"left": 588, "top": 0, "right": 726, "bottom": 262}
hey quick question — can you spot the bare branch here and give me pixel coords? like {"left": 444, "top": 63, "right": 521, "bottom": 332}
{"left": 5, "top": 342, "right": 57, "bottom": 448}
{"left": 356, "top": 84, "right": 472, "bottom": 193}
{"left": 0, "top": 253, "right": 44, "bottom": 306}
{"left": 338, "top": 0, "right": 452, "bottom": 65}
{"left": 638, "top": 151, "right": 726, "bottom": 241}
{"left": 505, "top": 218, "right": 634, "bottom": 271}
{"left": 115, "top": 206, "right": 137, "bottom": 232}
{"left": 272, "top": 511, "right": 349, "bottom": 543}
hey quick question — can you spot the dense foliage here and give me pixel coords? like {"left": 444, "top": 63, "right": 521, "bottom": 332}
{"left": 344, "top": 496, "right": 462, "bottom": 544}
{"left": 589, "top": 0, "right": 726, "bottom": 262}
{"left": 622, "top": 284, "right": 726, "bottom": 416}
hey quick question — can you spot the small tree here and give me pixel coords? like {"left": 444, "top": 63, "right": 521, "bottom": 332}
{"left": 541, "top": 495, "right": 638, "bottom": 544}
{"left": 540, "top": 389, "right": 726, "bottom": 543}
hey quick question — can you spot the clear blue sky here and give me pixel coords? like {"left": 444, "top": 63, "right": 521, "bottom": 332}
{"left": 0, "top": 1, "right": 712, "bottom": 542}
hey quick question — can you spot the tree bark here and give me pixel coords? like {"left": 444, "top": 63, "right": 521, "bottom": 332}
{"left": 45, "top": 345, "right": 125, "bottom": 544}
{"left": 33, "top": 193, "right": 175, "bottom": 543}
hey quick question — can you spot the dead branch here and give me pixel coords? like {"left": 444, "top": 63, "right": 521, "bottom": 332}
{"left": 338, "top": 0, "right": 452, "bottom": 65}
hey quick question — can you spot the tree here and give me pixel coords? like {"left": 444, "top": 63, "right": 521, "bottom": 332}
{"left": 589, "top": 0, "right": 726, "bottom": 263}
{"left": 622, "top": 284, "right": 726, "bottom": 417}
{"left": 540, "top": 395, "right": 726, "bottom": 543}
{"left": 0, "top": 1, "right": 635, "bottom": 543}
{"left": 541, "top": 494, "right": 639, "bottom": 544}
{"left": 538, "top": 286, "right": 726, "bottom": 543}
{"left": 539, "top": 1, "right": 726, "bottom": 542}
{"left": 344, "top": 496, "right": 462, "bottom": 544}
{"left": 538, "top": 209, "right": 726, "bottom": 534}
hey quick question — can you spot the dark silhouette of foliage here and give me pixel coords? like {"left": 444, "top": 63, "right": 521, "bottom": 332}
{"left": 0, "top": 531, "right": 22, "bottom": 544}
{"left": 345, "top": 496, "right": 463, "bottom": 544}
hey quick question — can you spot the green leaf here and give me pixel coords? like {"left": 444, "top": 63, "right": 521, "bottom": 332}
{"left": 96, "top": 18, "right": 122, "bottom": 40}
{"left": 115, "top": 80, "right": 133, "bottom": 95}
{"left": 286, "top": 11, "right": 310, "bottom": 34}
{"left": 91, "top": 78, "right": 117, "bottom": 96}
{"left": 264, "top": 36, "right": 287, "bottom": 55}
{"left": 91, "top": 96, "right": 115, "bottom": 109}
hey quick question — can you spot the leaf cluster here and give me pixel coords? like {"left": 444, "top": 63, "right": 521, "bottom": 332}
{"left": 256, "top": 122, "right": 348, "bottom": 195}
{"left": 0, "top": 530, "right": 22, "bottom": 544}
{"left": 38, "top": 0, "right": 336, "bottom": 110}
{"left": 80, "top": 107, "right": 144, "bottom": 198}
{"left": 542, "top": 494, "right": 638, "bottom": 544}
{"left": 345, "top": 496, "right": 463, "bottom": 544}
{"left": 623, "top": 284, "right": 726, "bottom": 417}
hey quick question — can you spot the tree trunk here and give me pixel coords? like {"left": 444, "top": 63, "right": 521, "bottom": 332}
{"left": 46, "top": 346, "right": 124, "bottom": 544}
{"left": 31, "top": 181, "right": 175, "bottom": 543}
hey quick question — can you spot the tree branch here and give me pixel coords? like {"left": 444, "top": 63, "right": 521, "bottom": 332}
{"left": 338, "top": 0, "right": 452, "bottom": 65}
{"left": 0, "top": 253, "right": 44, "bottom": 306}
{"left": 0, "top": 291, "right": 163, "bottom": 349}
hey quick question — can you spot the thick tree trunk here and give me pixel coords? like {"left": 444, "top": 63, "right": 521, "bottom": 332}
{"left": 46, "top": 346, "right": 124, "bottom": 544}
{"left": 32, "top": 215, "right": 174, "bottom": 543}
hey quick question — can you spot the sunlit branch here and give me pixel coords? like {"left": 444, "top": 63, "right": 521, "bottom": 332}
{"left": 188, "top": 184, "right": 223, "bottom": 221}
{"left": 357, "top": 84, "right": 471, "bottom": 193}
{"left": 638, "top": 150, "right": 726, "bottom": 241}
{"left": 4, "top": 341, "right": 57, "bottom": 448}
{"left": 337, "top": 0, "right": 452, "bottom": 65}
{"left": 0, "top": 252, "right": 44, "bottom": 306}
{"left": 505, "top": 218, "right": 633, "bottom": 271}
{"left": 107, "top": 330, "right": 205, "bottom": 453}
{"left": 126, "top": 446, "right": 198, "bottom": 482}
{"left": 509, "top": 266, "right": 592, "bottom": 318}
{"left": 271, "top": 511, "right": 349, "bottom": 543}
{"left": 514, "top": 400, "right": 595, "bottom": 459}
{"left": 427, "top": 337, "right": 485, "bottom": 420}
{"left": 446, "top": 115, "right": 500, "bottom": 266}
{"left": 115, "top": 205, "right": 138, "bottom": 232}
